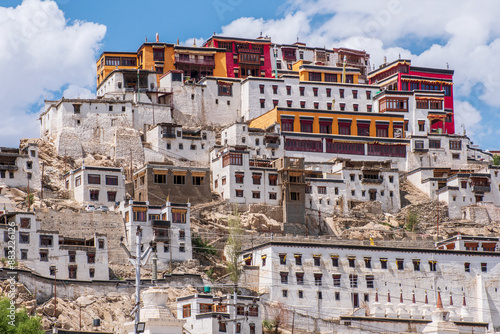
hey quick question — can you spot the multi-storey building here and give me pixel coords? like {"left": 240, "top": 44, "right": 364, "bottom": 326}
{"left": 249, "top": 106, "right": 408, "bottom": 168}
{"left": 0, "top": 143, "right": 40, "bottom": 190}
{"left": 96, "top": 35, "right": 227, "bottom": 86}
{"left": 305, "top": 159, "right": 401, "bottom": 215}
{"left": 0, "top": 212, "right": 109, "bottom": 280}
{"left": 133, "top": 163, "right": 211, "bottom": 206}
{"left": 117, "top": 200, "right": 192, "bottom": 270}
{"left": 203, "top": 35, "right": 273, "bottom": 79}
{"left": 368, "top": 59, "right": 455, "bottom": 134}
{"left": 63, "top": 165, "right": 125, "bottom": 209}
{"left": 210, "top": 145, "right": 280, "bottom": 206}
{"left": 239, "top": 240, "right": 500, "bottom": 332}
{"left": 408, "top": 165, "right": 500, "bottom": 220}
{"left": 145, "top": 123, "right": 217, "bottom": 167}
{"left": 176, "top": 294, "right": 261, "bottom": 334}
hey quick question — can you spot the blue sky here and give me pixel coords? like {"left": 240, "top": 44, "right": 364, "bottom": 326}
{"left": 1, "top": 0, "right": 500, "bottom": 151}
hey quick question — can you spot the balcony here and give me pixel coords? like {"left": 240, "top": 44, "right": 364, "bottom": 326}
{"left": 361, "top": 177, "right": 383, "bottom": 184}
{"left": 266, "top": 142, "right": 280, "bottom": 148}
{"left": 238, "top": 51, "right": 261, "bottom": 65}
{"left": 175, "top": 55, "right": 215, "bottom": 67}
{"left": 162, "top": 133, "right": 176, "bottom": 138}
{"left": 472, "top": 185, "right": 491, "bottom": 193}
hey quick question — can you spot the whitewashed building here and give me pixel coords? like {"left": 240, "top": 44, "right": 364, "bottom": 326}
{"left": 0, "top": 143, "right": 40, "bottom": 190}
{"left": 176, "top": 294, "right": 261, "bottom": 334}
{"left": 239, "top": 241, "right": 500, "bottom": 333}
{"left": 407, "top": 165, "right": 500, "bottom": 220}
{"left": 210, "top": 146, "right": 281, "bottom": 205}
{"left": 0, "top": 212, "right": 109, "bottom": 280}
{"left": 144, "top": 123, "right": 217, "bottom": 167}
{"left": 305, "top": 159, "right": 401, "bottom": 215}
{"left": 63, "top": 165, "right": 125, "bottom": 209}
{"left": 117, "top": 200, "right": 192, "bottom": 270}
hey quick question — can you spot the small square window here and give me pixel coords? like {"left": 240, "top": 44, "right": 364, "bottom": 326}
{"left": 282, "top": 289, "right": 288, "bottom": 297}
{"left": 298, "top": 290, "right": 304, "bottom": 298}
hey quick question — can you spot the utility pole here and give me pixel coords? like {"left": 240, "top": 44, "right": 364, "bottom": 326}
{"left": 291, "top": 307, "right": 295, "bottom": 334}
{"left": 53, "top": 268, "right": 57, "bottom": 318}
{"left": 27, "top": 174, "right": 30, "bottom": 212}
{"left": 120, "top": 227, "right": 153, "bottom": 334}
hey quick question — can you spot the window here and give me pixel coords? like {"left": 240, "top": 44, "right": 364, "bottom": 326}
{"left": 26, "top": 161, "right": 32, "bottom": 169}
{"left": 348, "top": 257, "right": 356, "bottom": 268}
{"left": 450, "top": 140, "right": 462, "bottom": 150}
{"left": 364, "top": 257, "right": 371, "bottom": 268}
{"left": 68, "top": 250, "right": 76, "bottom": 263}
{"left": 300, "top": 101, "right": 306, "bottom": 108}
{"left": 154, "top": 174, "right": 167, "bottom": 184}
{"left": 452, "top": 153, "right": 460, "bottom": 160}
{"left": 310, "top": 73, "right": 321, "bottom": 82}
{"left": 299, "top": 87, "right": 305, "bottom": 96}
{"left": 325, "top": 73, "right": 337, "bottom": 82}
{"left": 366, "top": 91, "right": 371, "bottom": 99}
{"left": 90, "top": 190, "right": 99, "bottom": 201}
{"left": 318, "top": 291, "right": 323, "bottom": 300}
{"left": 19, "top": 232, "right": 29, "bottom": 244}
{"left": 352, "top": 90, "right": 358, "bottom": 99}
{"left": 296, "top": 272, "right": 304, "bottom": 285}
{"left": 40, "top": 235, "right": 53, "bottom": 247}
{"left": 106, "top": 175, "right": 118, "bottom": 185}
{"left": 279, "top": 254, "right": 287, "bottom": 265}
{"left": 353, "top": 104, "right": 358, "bottom": 111}
{"left": 282, "top": 289, "right": 288, "bottom": 297}
{"left": 268, "top": 174, "right": 278, "bottom": 186}
{"left": 333, "top": 274, "right": 341, "bottom": 287}
{"left": 269, "top": 192, "right": 277, "bottom": 200}
{"left": 396, "top": 259, "right": 404, "bottom": 270}
{"left": 314, "top": 102, "right": 319, "bottom": 109}
{"left": 331, "top": 255, "right": 339, "bottom": 267}
{"left": 259, "top": 99, "right": 265, "bottom": 108}
{"left": 182, "top": 304, "right": 191, "bottom": 318}
{"left": 252, "top": 173, "right": 262, "bottom": 185}
{"left": 193, "top": 176, "right": 204, "bottom": 186}
{"left": 338, "top": 121, "right": 351, "bottom": 135}
{"left": 88, "top": 174, "right": 100, "bottom": 184}
{"left": 429, "top": 260, "right": 437, "bottom": 271}
{"left": 235, "top": 190, "right": 244, "bottom": 197}
{"left": 298, "top": 290, "right": 304, "bottom": 298}
{"left": 252, "top": 191, "right": 260, "bottom": 199}
{"left": 367, "top": 105, "right": 372, "bottom": 112}
{"left": 40, "top": 250, "right": 48, "bottom": 262}
{"left": 317, "top": 186, "right": 327, "bottom": 194}
{"left": 418, "top": 122, "right": 425, "bottom": 132}
{"left": 259, "top": 84, "right": 264, "bottom": 94}
{"left": 272, "top": 85, "right": 278, "bottom": 94}
{"left": 320, "top": 121, "right": 332, "bottom": 133}
{"left": 327, "top": 102, "right": 332, "bottom": 110}
{"left": 235, "top": 172, "right": 244, "bottom": 184}
{"left": 413, "top": 259, "right": 420, "bottom": 271}
{"left": 481, "top": 263, "right": 487, "bottom": 272}
{"left": 335, "top": 292, "right": 340, "bottom": 300}
{"left": 366, "top": 275, "right": 374, "bottom": 289}
{"left": 286, "top": 86, "right": 291, "bottom": 95}
{"left": 295, "top": 254, "right": 302, "bottom": 265}
{"left": 173, "top": 175, "right": 185, "bottom": 184}
{"left": 179, "top": 243, "right": 186, "bottom": 252}
{"left": 20, "top": 249, "right": 28, "bottom": 260}
{"left": 20, "top": 218, "right": 31, "bottom": 229}
{"left": 349, "top": 274, "right": 358, "bottom": 288}
{"left": 376, "top": 124, "right": 389, "bottom": 137}
{"left": 280, "top": 272, "right": 288, "bottom": 284}
{"left": 464, "top": 262, "right": 470, "bottom": 272}
{"left": 314, "top": 273, "right": 323, "bottom": 286}
{"left": 290, "top": 192, "right": 300, "bottom": 201}
{"left": 357, "top": 122, "right": 370, "bottom": 136}
{"left": 68, "top": 265, "right": 77, "bottom": 279}
{"left": 87, "top": 252, "right": 95, "bottom": 264}
{"left": 281, "top": 118, "right": 294, "bottom": 132}
{"left": 313, "top": 255, "right": 321, "bottom": 266}
{"left": 339, "top": 89, "right": 344, "bottom": 98}
{"left": 218, "top": 82, "right": 232, "bottom": 96}
{"left": 9, "top": 172, "right": 14, "bottom": 179}
{"left": 380, "top": 258, "right": 388, "bottom": 269}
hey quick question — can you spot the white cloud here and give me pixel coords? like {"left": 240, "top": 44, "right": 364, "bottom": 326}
{"left": 62, "top": 85, "right": 95, "bottom": 99}
{"left": 218, "top": 0, "right": 500, "bottom": 148}
{"left": 454, "top": 101, "right": 482, "bottom": 137}
{"left": 0, "top": 0, "right": 105, "bottom": 146}
{"left": 181, "top": 37, "right": 206, "bottom": 47}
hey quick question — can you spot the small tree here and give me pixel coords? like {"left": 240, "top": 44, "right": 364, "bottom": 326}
{"left": 263, "top": 303, "right": 290, "bottom": 334}
{"left": 405, "top": 211, "right": 419, "bottom": 232}
{"left": 0, "top": 297, "right": 43, "bottom": 334}
{"left": 225, "top": 209, "right": 243, "bottom": 286}
{"left": 494, "top": 155, "right": 500, "bottom": 166}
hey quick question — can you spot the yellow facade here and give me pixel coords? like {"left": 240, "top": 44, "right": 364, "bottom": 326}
{"left": 96, "top": 52, "right": 138, "bottom": 86}
{"left": 249, "top": 107, "right": 404, "bottom": 138}
{"left": 97, "top": 42, "right": 228, "bottom": 87}
{"left": 292, "top": 60, "right": 359, "bottom": 84}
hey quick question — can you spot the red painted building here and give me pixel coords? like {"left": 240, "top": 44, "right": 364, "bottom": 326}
{"left": 204, "top": 35, "right": 273, "bottom": 79}
{"left": 368, "top": 60, "right": 455, "bottom": 134}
